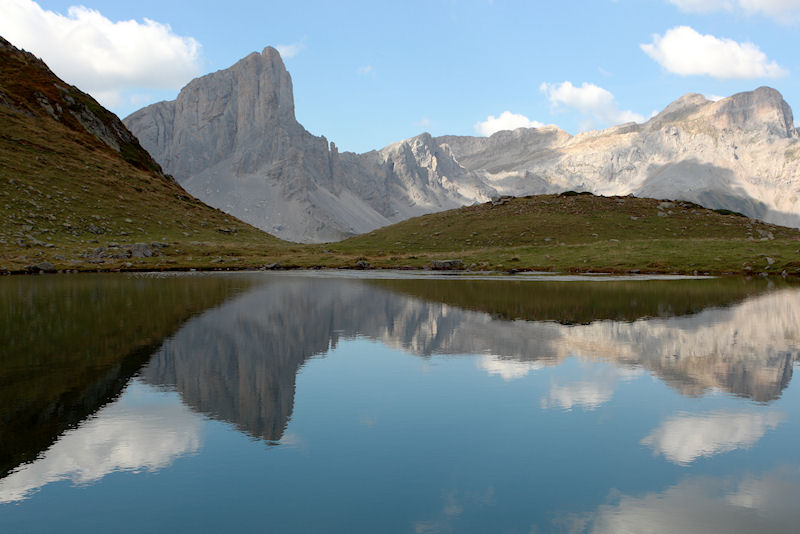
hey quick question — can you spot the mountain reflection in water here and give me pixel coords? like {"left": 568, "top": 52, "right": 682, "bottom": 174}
{"left": 137, "top": 276, "right": 799, "bottom": 443}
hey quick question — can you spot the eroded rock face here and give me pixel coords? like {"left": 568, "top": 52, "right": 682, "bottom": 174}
{"left": 125, "top": 48, "right": 479, "bottom": 242}
{"left": 125, "top": 44, "right": 800, "bottom": 242}
{"left": 438, "top": 86, "right": 800, "bottom": 228}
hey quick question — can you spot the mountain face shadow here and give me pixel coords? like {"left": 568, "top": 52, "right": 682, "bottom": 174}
{"left": 639, "top": 159, "right": 800, "bottom": 227}
{"left": 139, "top": 275, "right": 800, "bottom": 445}
{"left": 0, "top": 273, "right": 255, "bottom": 477}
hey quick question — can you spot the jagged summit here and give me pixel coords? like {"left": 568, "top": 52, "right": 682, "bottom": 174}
{"left": 124, "top": 46, "right": 800, "bottom": 242}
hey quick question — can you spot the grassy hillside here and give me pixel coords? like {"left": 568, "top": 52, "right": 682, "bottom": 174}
{"left": 0, "top": 36, "right": 287, "bottom": 273}
{"left": 320, "top": 194, "right": 800, "bottom": 275}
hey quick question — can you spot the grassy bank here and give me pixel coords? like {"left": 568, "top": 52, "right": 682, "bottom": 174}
{"left": 3, "top": 192, "right": 799, "bottom": 276}
{"left": 319, "top": 194, "right": 800, "bottom": 276}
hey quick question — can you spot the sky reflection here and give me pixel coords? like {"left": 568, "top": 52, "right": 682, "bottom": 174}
{"left": 0, "top": 381, "right": 203, "bottom": 503}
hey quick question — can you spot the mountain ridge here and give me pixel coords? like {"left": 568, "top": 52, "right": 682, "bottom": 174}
{"left": 124, "top": 47, "right": 800, "bottom": 243}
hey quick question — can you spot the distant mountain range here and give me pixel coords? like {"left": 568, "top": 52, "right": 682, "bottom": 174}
{"left": 125, "top": 47, "right": 800, "bottom": 243}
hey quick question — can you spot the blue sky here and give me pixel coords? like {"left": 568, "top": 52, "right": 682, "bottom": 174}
{"left": 1, "top": 0, "right": 798, "bottom": 153}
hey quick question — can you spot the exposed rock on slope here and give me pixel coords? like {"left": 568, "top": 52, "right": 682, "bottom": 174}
{"left": 0, "top": 36, "right": 163, "bottom": 175}
{"left": 125, "top": 46, "right": 800, "bottom": 242}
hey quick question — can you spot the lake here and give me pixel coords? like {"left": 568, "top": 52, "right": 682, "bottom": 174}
{"left": 1, "top": 271, "right": 799, "bottom": 533}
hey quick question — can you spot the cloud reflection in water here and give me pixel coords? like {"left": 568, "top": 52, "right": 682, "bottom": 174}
{"left": 641, "top": 411, "right": 785, "bottom": 465}
{"left": 0, "top": 380, "right": 203, "bottom": 503}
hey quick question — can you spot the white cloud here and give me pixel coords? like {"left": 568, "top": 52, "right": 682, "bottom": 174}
{"left": 641, "top": 410, "right": 784, "bottom": 465}
{"left": 668, "top": 0, "right": 800, "bottom": 20}
{"left": 641, "top": 26, "right": 787, "bottom": 79}
{"left": 357, "top": 64, "right": 373, "bottom": 75}
{"left": 669, "top": 0, "right": 734, "bottom": 12}
{"left": 539, "top": 81, "right": 644, "bottom": 130}
{"left": 0, "top": 0, "right": 202, "bottom": 109}
{"left": 474, "top": 111, "right": 544, "bottom": 136}
{"left": 275, "top": 39, "right": 306, "bottom": 59}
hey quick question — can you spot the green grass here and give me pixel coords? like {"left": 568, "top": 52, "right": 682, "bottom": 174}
{"left": 320, "top": 194, "right": 800, "bottom": 276}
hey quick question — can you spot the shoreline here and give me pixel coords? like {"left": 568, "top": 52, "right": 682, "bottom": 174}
{"left": 2, "top": 263, "right": 794, "bottom": 279}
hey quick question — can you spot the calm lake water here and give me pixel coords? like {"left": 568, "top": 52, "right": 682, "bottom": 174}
{"left": 1, "top": 272, "right": 799, "bottom": 533}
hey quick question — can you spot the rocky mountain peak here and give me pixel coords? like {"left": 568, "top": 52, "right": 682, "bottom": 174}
{"left": 711, "top": 86, "right": 796, "bottom": 138}
{"left": 648, "top": 93, "right": 709, "bottom": 127}
{"left": 125, "top": 45, "right": 299, "bottom": 180}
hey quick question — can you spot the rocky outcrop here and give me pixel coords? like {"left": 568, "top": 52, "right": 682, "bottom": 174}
{"left": 125, "top": 45, "right": 800, "bottom": 242}
{"left": 0, "top": 36, "right": 166, "bottom": 176}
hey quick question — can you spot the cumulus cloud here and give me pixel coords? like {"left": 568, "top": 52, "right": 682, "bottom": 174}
{"left": 539, "top": 81, "right": 644, "bottom": 131}
{"left": 641, "top": 410, "right": 784, "bottom": 465}
{"left": 357, "top": 64, "right": 374, "bottom": 75}
{"left": 668, "top": 0, "right": 800, "bottom": 20}
{"left": 276, "top": 40, "right": 306, "bottom": 59}
{"left": 641, "top": 26, "right": 787, "bottom": 79}
{"left": 474, "top": 111, "right": 544, "bottom": 136}
{"left": 0, "top": 0, "right": 202, "bottom": 108}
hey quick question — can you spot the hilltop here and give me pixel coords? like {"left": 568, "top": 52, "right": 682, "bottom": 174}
{"left": 0, "top": 36, "right": 285, "bottom": 273}
{"left": 320, "top": 193, "right": 800, "bottom": 275}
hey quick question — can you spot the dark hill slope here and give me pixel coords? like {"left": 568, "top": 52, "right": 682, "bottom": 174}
{"left": 0, "top": 36, "right": 283, "bottom": 273}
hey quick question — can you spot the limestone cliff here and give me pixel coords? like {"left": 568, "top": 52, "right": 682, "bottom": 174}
{"left": 125, "top": 48, "right": 479, "bottom": 242}
{"left": 439, "top": 87, "right": 800, "bottom": 228}
{"left": 125, "top": 46, "right": 800, "bottom": 242}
